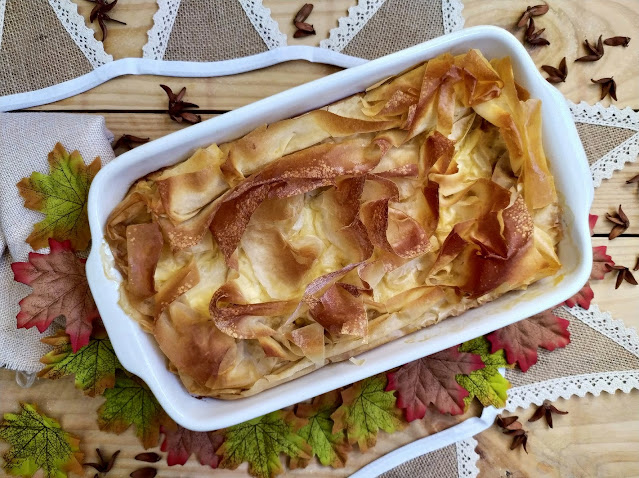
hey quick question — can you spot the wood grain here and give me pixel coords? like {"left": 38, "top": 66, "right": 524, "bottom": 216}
{"left": 463, "top": 0, "right": 639, "bottom": 109}
{"left": 591, "top": 160, "right": 639, "bottom": 235}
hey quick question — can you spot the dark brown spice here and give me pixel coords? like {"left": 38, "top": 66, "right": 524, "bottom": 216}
{"left": 294, "top": 3, "right": 313, "bottom": 23}
{"left": 610, "top": 266, "right": 637, "bottom": 288}
{"left": 84, "top": 448, "right": 120, "bottom": 474}
{"left": 528, "top": 399, "right": 568, "bottom": 428}
{"left": 605, "top": 205, "right": 629, "bottom": 239}
{"left": 591, "top": 77, "right": 617, "bottom": 101}
{"left": 294, "top": 29, "right": 315, "bottom": 38}
{"left": 604, "top": 36, "right": 631, "bottom": 47}
{"left": 626, "top": 173, "right": 639, "bottom": 184}
{"left": 84, "top": 0, "right": 126, "bottom": 41}
{"left": 495, "top": 415, "right": 529, "bottom": 453}
{"left": 130, "top": 468, "right": 157, "bottom": 478}
{"left": 113, "top": 134, "right": 150, "bottom": 152}
{"left": 524, "top": 18, "right": 550, "bottom": 47}
{"left": 541, "top": 57, "right": 567, "bottom": 83}
{"left": 576, "top": 35, "right": 604, "bottom": 62}
{"left": 295, "top": 21, "right": 316, "bottom": 33}
{"left": 160, "top": 85, "right": 201, "bottom": 124}
{"left": 134, "top": 452, "right": 161, "bottom": 463}
{"left": 633, "top": 256, "right": 639, "bottom": 272}
{"left": 517, "top": 3, "right": 550, "bottom": 28}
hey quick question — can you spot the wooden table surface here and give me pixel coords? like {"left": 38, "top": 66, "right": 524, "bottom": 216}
{"left": 1, "top": 1, "right": 638, "bottom": 477}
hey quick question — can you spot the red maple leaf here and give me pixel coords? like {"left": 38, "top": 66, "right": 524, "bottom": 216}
{"left": 386, "top": 346, "right": 484, "bottom": 421}
{"left": 160, "top": 424, "right": 224, "bottom": 468}
{"left": 486, "top": 310, "right": 570, "bottom": 372}
{"left": 588, "top": 213, "right": 598, "bottom": 236}
{"left": 563, "top": 282, "right": 594, "bottom": 309}
{"left": 591, "top": 245, "right": 615, "bottom": 280}
{"left": 11, "top": 238, "right": 98, "bottom": 352}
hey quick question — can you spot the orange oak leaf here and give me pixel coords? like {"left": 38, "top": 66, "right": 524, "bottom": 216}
{"left": 386, "top": 346, "right": 484, "bottom": 420}
{"left": 11, "top": 238, "right": 98, "bottom": 352}
{"left": 160, "top": 425, "right": 224, "bottom": 468}
{"left": 486, "top": 310, "right": 570, "bottom": 372}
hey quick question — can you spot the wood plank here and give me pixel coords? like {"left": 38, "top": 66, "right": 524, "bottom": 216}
{"left": 591, "top": 160, "right": 639, "bottom": 235}
{"left": 463, "top": 0, "right": 639, "bottom": 109}
{"left": 475, "top": 390, "right": 639, "bottom": 478}
{"left": 0, "top": 368, "right": 479, "bottom": 477}
{"left": 590, "top": 237, "right": 639, "bottom": 330}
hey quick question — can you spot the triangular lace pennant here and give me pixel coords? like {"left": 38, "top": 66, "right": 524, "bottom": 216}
{"left": 144, "top": 0, "right": 285, "bottom": 61}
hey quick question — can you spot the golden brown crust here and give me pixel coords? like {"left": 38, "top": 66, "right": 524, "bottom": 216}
{"left": 105, "top": 49, "right": 562, "bottom": 398}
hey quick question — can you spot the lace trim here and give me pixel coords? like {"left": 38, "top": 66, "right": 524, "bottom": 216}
{"left": 506, "top": 370, "right": 639, "bottom": 411}
{"left": 563, "top": 304, "right": 639, "bottom": 358}
{"left": 456, "top": 437, "right": 480, "bottom": 478}
{"left": 0, "top": 0, "right": 7, "bottom": 48}
{"left": 238, "top": 0, "right": 286, "bottom": 49}
{"left": 48, "top": 0, "right": 112, "bottom": 68}
{"left": 442, "top": 0, "right": 465, "bottom": 34}
{"left": 569, "top": 101, "right": 639, "bottom": 187}
{"left": 320, "top": 0, "right": 386, "bottom": 52}
{"left": 142, "top": 0, "right": 181, "bottom": 60}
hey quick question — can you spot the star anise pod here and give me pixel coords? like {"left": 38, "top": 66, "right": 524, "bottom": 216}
{"left": 607, "top": 264, "right": 638, "bottom": 289}
{"left": 134, "top": 452, "right": 161, "bottom": 463}
{"left": 541, "top": 57, "right": 567, "bottom": 83}
{"left": 634, "top": 256, "right": 639, "bottom": 272}
{"left": 591, "top": 77, "right": 617, "bottom": 101}
{"left": 626, "top": 173, "right": 639, "bottom": 186}
{"left": 130, "top": 468, "right": 158, "bottom": 478}
{"left": 576, "top": 35, "right": 604, "bottom": 62}
{"left": 160, "top": 84, "right": 201, "bottom": 124}
{"left": 85, "top": 0, "right": 126, "bottom": 42}
{"left": 84, "top": 448, "right": 120, "bottom": 474}
{"left": 293, "top": 4, "right": 316, "bottom": 38}
{"left": 528, "top": 400, "right": 568, "bottom": 428}
{"left": 517, "top": 3, "right": 549, "bottom": 28}
{"left": 495, "top": 415, "right": 529, "bottom": 453}
{"left": 605, "top": 205, "right": 629, "bottom": 239}
{"left": 524, "top": 18, "right": 550, "bottom": 47}
{"left": 113, "top": 134, "right": 150, "bottom": 152}
{"left": 604, "top": 36, "right": 631, "bottom": 47}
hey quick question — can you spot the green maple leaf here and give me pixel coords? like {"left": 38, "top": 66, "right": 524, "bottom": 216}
{"left": 97, "top": 372, "right": 174, "bottom": 448}
{"left": 16, "top": 142, "right": 101, "bottom": 250}
{"left": 38, "top": 326, "right": 122, "bottom": 397}
{"left": 218, "top": 410, "right": 310, "bottom": 478}
{"left": 330, "top": 374, "right": 405, "bottom": 451}
{"left": 456, "top": 336, "right": 511, "bottom": 409}
{"left": 0, "top": 403, "right": 83, "bottom": 478}
{"left": 292, "top": 390, "right": 350, "bottom": 468}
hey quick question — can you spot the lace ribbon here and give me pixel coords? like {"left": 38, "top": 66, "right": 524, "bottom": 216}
{"left": 143, "top": 0, "right": 181, "bottom": 60}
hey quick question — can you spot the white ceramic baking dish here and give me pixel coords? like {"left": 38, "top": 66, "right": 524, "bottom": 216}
{"left": 86, "top": 25, "right": 593, "bottom": 431}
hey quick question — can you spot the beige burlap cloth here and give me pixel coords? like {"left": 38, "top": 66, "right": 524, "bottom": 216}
{"left": 0, "top": 0, "right": 93, "bottom": 97}
{"left": 0, "top": 113, "right": 114, "bottom": 372}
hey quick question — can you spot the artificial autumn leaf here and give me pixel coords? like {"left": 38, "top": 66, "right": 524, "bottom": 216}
{"left": 292, "top": 390, "right": 350, "bottom": 469}
{"left": 456, "top": 337, "right": 511, "bottom": 409}
{"left": 16, "top": 142, "right": 100, "bottom": 250}
{"left": 591, "top": 246, "right": 615, "bottom": 280}
{"left": 591, "top": 77, "right": 617, "bottom": 101}
{"left": 563, "top": 282, "right": 594, "bottom": 309}
{"left": 97, "top": 372, "right": 174, "bottom": 449}
{"left": 331, "top": 374, "right": 405, "bottom": 452}
{"left": 541, "top": 57, "right": 567, "bottom": 83}
{"left": 576, "top": 35, "right": 604, "bottom": 61}
{"left": 12, "top": 238, "right": 99, "bottom": 352}
{"left": 528, "top": 399, "right": 568, "bottom": 428}
{"left": 0, "top": 403, "right": 83, "bottom": 478}
{"left": 386, "top": 346, "right": 484, "bottom": 420}
{"left": 217, "top": 410, "right": 310, "bottom": 478}
{"left": 589, "top": 213, "right": 598, "bottom": 236}
{"left": 606, "top": 205, "right": 629, "bottom": 239}
{"left": 38, "top": 325, "right": 121, "bottom": 397}
{"left": 486, "top": 310, "right": 570, "bottom": 372}
{"left": 160, "top": 424, "right": 224, "bottom": 468}
{"left": 603, "top": 36, "right": 631, "bottom": 47}
{"left": 83, "top": 448, "right": 120, "bottom": 474}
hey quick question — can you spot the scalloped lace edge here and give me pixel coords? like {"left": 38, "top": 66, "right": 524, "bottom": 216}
{"left": 48, "top": 0, "right": 112, "bottom": 68}
{"left": 506, "top": 370, "right": 639, "bottom": 411}
{"left": 569, "top": 101, "right": 639, "bottom": 187}
{"left": 456, "top": 437, "right": 480, "bottom": 478}
{"left": 238, "top": 0, "right": 286, "bottom": 49}
{"left": 0, "top": 0, "right": 7, "bottom": 48}
{"left": 320, "top": 0, "right": 386, "bottom": 52}
{"left": 142, "top": 0, "right": 181, "bottom": 60}
{"left": 442, "top": 0, "right": 465, "bottom": 34}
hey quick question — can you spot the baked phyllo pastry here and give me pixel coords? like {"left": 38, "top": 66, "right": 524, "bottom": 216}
{"left": 106, "top": 50, "right": 561, "bottom": 399}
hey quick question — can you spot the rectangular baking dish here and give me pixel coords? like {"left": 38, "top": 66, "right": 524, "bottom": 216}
{"left": 86, "top": 25, "right": 593, "bottom": 431}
